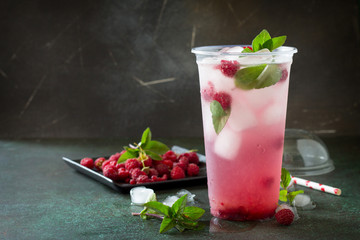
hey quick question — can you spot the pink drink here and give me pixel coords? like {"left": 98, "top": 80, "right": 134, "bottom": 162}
{"left": 192, "top": 45, "right": 297, "bottom": 220}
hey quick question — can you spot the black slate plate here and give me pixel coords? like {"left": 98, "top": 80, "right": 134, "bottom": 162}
{"left": 62, "top": 146, "right": 207, "bottom": 193}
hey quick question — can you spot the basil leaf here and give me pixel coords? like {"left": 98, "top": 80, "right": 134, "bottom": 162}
{"left": 160, "top": 216, "right": 176, "bottom": 233}
{"left": 172, "top": 194, "right": 187, "bottom": 216}
{"left": 210, "top": 100, "right": 230, "bottom": 134}
{"left": 183, "top": 206, "right": 205, "bottom": 220}
{"left": 144, "top": 140, "right": 169, "bottom": 155}
{"left": 234, "top": 64, "right": 267, "bottom": 90}
{"left": 141, "top": 127, "right": 152, "bottom": 147}
{"left": 144, "top": 201, "right": 172, "bottom": 217}
{"left": 281, "top": 168, "right": 292, "bottom": 189}
{"left": 252, "top": 29, "right": 271, "bottom": 52}
{"left": 118, "top": 149, "right": 139, "bottom": 163}
{"left": 279, "top": 189, "right": 288, "bottom": 202}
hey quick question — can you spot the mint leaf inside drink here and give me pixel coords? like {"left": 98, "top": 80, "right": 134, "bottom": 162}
{"left": 210, "top": 100, "right": 230, "bottom": 134}
{"left": 234, "top": 64, "right": 267, "bottom": 90}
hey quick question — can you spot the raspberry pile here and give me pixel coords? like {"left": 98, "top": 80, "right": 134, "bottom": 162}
{"left": 80, "top": 150, "right": 201, "bottom": 185}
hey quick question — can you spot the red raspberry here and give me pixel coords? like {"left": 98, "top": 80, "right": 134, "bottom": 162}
{"left": 130, "top": 168, "right": 147, "bottom": 179}
{"left": 136, "top": 175, "right": 152, "bottom": 184}
{"left": 174, "top": 162, "right": 187, "bottom": 171}
{"left": 280, "top": 69, "right": 288, "bottom": 82}
{"left": 125, "top": 158, "right": 141, "bottom": 170}
{"left": 155, "top": 163, "right": 170, "bottom": 176}
{"left": 102, "top": 159, "right": 116, "bottom": 170}
{"left": 162, "top": 150, "right": 178, "bottom": 162}
{"left": 115, "top": 163, "right": 125, "bottom": 169}
{"left": 118, "top": 168, "right": 129, "bottom": 180}
{"left": 103, "top": 166, "right": 119, "bottom": 181}
{"left": 244, "top": 46, "right": 253, "bottom": 51}
{"left": 187, "top": 152, "right": 199, "bottom": 164}
{"left": 143, "top": 157, "right": 152, "bottom": 167}
{"left": 148, "top": 168, "right": 159, "bottom": 177}
{"left": 80, "top": 158, "right": 94, "bottom": 169}
{"left": 160, "top": 174, "right": 168, "bottom": 181}
{"left": 171, "top": 166, "right": 186, "bottom": 180}
{"left": 94, "top": 157, "right": 106, "bottom": 170}
{"left": 129, "top": 179, "right": 136, "bottom": 185}
{"left": 213, "top": 91, "right": 232, "bottom": 110}
{"left": 151, "top": 175, "right": 159, "bottom": 182}
{"left": 109, "top": 152, "right": 121, "bottom": 161}
{"left": 187, "top": 163, "right": 200, "bottom": 176}
{"left": 162, "top": 160, "right": 173, "bottom": 169}
{"left": 201, "top": 81, "right": 215, "bottom": 102}
{"left": 219, "top": 60, "right": 240, "bottom": 78}
{"left": 275, "top": 207, "right": 295, "bottom": 226}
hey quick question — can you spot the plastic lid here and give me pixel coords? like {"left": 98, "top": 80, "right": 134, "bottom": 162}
{"left": 283, "top": 129, "right": 335, "bottom": 176}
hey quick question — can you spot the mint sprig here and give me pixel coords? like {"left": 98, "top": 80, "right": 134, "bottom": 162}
{"left": 133, "top": 194, "right": 205, "bottom": 233}
{"left": 279, "top": 168, "right": 304, "bottom": 204}
{"left": 243, "top": 29, "right": 287, "bottom": 53}
{"left": 210, "top": 100, "right": 230, "bottom": 135}
{"left": 118, "top": 128, "right": 169, "bottom": 167}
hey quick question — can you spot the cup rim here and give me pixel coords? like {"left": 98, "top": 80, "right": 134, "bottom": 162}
{"left": 191, "top": 45, "right": 298, "bottom": 56}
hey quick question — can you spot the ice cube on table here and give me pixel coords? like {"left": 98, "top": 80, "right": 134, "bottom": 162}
{"left": 214, "top": 127, "right": 241, "bottom": 160}
{"left": 177, "top": 189, "right": 196, "bottom": 204}
{"left": 294, "top": 193, "right": 316, "bottom": 210}
{"left": 130, "top": 187, "right": 155, "bottom": 205}
{"left": 163, "top": 195, "right": 179, "bottom": 207}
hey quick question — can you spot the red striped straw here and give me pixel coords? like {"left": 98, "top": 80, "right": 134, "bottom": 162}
{"left": 291, "top": 176, "right": 342, "bottom": 196}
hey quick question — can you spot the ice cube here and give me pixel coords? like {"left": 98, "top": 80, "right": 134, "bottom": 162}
{"left": 162, "top": 196, "right": 179, "bottom": 207}
{"left": 227, "top": 96, "right": 257, "bottom": 132}
{"left": 262, "top": 103, "right": 284, "bottom": 125}
{"left": 237, "top": 48, "right": 272, "bottom": 65}
{"left": 224, "top": 46, "right": 244, "bottom": 53}
{"left": 130, "top": 187, "right": 155, "bottom": 205}
{"left": 201, "top": 101, "right": 217, "bottom": 141}
{"left": 244, "top": 87, "right": 277, "bottom": 110}
{"left": 294, "top": 193, "right": 316, "bottom": 210}
{"left": 214, "top": 127, "right": 241, "bottom": 160}
{"left": 177, "top": 189, "right": 196, "bottom": 204}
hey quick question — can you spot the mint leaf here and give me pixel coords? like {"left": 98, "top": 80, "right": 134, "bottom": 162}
{"left": 141, "top": 127, "right": 152, "bottom": 147}
{"left": 254, "top": 64, "right": 282, "bottom": 89}
{"left": 144, "top": 150, "right": 162, "bottom": 160}
{"left": 288, "top": 190, "right": 304, "bottom": 203}
{"left": 160, "top": 216, "right": 176, "bottom": 233}
{"left": 144, "top": 140, "right": 169, "bottom": 155}
{"left": 210, "top": 100, "right": 230, "bottom": 134}
{"left": 234, "top": 64, "right": 267, "bottom": 90}
{"left": 263, "top": 36, "right": 287, "bottom": 51}
{"left": 144, "top": 201, "right": 172, "bottom": 217}
{"left": 183, "top": 206, "right": 205, "bottom": 220}
{"left": 279, "top": 189, "right": 288, "bottom": 202}
{"left": 241, "top": 47, "right": 253, "bottom": 53}
{"left": 252, "top": 29, "right": 271, "bottom": 52}
{"left": 172, "top": 194, "right": 187, "bottom": 216}
{"left": 281, "top": 168, "right": 291, "bottom": 189}
{"left": 118, "top": 149, "right": 139, "bottom": 163}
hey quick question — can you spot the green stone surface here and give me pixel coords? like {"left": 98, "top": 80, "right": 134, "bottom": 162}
{"left": 0, "top": 137, "right": 359, "bottom": 239}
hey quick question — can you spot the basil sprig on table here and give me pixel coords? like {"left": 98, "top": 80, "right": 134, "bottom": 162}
{"left": 235, "top": 29, "right": 286, "bottom": 90}
{"left": 118, "top": 128, "right": 169, "bottom": 165}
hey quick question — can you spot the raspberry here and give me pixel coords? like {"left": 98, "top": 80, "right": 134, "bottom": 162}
{"left": 136, "top": 175, "right": 152, "bottom": 184}
{"left": 151, "top": 174, "right": 167, "bottom": 182}
{"left": 155, "top": 163, "right": 170, "bottom": 176}
{"left": 162, "top": 150, "right": 178, "bottom": 162}
{"left": 94, "top": 157, "right": 106, "bottom": 170}
{"left": 129, "top": 179, "right": 136, "bottom": 185}
{"left": 173, "top": 162, "right": 187, "bottom": 171}
{"left": 125, "top": 158, "right": 141, "bottom": 170}
{"left": 109, "top": 152, "right": 121, "bottom": 161}
{"left": 148, "top": 168, "right": 159, "bottom": 177}
{"left": 213, "top": 92, "right": 232, "bottom": 110}
{"left": 187, "top": 163, "right": 200, "bottom": 176}
{"left": 201, "top": 81, "right": 215, "bottom": 101}
{"left": 219, "top": 60, "right": 240, "bottom": 78}
{"left": 171, "top": 166, "right": 186, "bottom": 180}
{"left": 130, "top": 168, "right": 147, "bottom": 179}
{"left": 244, "top": 46, "right": 253, "bottom": 51}
{"left": 80, "top": 158, "right": 94, "bottom": 169}
{"left": 102, "top": 159, "right": 116, "bottom": 170}
{"left": 103, "top": 166, "right": 119, "bottom": 181}
{"left": 143, "top": 157, "right": 152, "bottom": 167}
{"left": 275, "top": 205, "right": 295, "bottom": 226}
{"left": 118, "top": 168, "right": 129, "bottom": 180}
{"left": 162, "top": 160, "right": 173, "bottom": 169}
{"left": 280, "top": 69, "right": 288, "bottom": 82}
{"left": 115, "top": 163, "right": 125, "bottom": 169}
{"left": 187, "top": 152, "right": 199, "bottom": 164}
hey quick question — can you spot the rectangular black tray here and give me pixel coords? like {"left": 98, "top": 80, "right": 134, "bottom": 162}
{"left": 62, "top": 146, "right": 207, "bottom": 193}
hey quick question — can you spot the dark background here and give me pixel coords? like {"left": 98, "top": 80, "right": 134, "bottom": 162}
{"left": 1, "top": 0, "right": 359, "bottom": 139}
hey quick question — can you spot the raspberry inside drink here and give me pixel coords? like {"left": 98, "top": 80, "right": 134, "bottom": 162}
{"left": 192, "top": 45, "right": 297, "bottom": 220}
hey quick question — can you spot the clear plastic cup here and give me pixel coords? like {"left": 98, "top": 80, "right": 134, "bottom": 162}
{"left": 192, "top": 45, "right": 297, "bottom": 220}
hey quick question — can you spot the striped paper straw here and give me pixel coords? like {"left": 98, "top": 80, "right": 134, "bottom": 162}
{"left": 292, "top": 176, "right": 342, "bottom": 196}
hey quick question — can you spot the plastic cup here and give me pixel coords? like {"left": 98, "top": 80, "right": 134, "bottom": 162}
{"left": 192, "top": 45, "right": 297, "bottom": 220}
